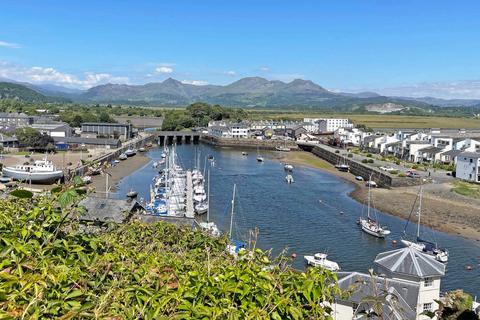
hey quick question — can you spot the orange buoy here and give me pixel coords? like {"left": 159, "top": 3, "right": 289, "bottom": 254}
{"left": 392, "top": 240, "right": 397, "bottom": 245}
{"left": 291, "top": 253, "right": 297, "bottom": 259}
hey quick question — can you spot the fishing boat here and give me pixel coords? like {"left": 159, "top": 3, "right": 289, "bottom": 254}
{"left": 284, "top": 164, "right": 294, "bottom": 171}
{"left": 304, "top": 253, "right": 340, "bottom": 271}
{"left": 198, "top": 171, "right": 221, "bottom": 236}
{"left": 401, "top": 185, "right": 449, "bottom": 263}
{"left": 125, "top": 148, "right": 136, "bottom": 157}
{"left": 358, "top": 175, "right": 390, "bottom": 238}
{"left": 3, "top": 156, "right": 64, "bottom": 183}
{"left": 119, "top": 153, "right": 128, "bottom": 160}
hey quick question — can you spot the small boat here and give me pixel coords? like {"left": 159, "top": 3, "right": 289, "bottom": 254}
{"left": 119, "top": 153, "right": 128, "bottom": 160}
{"left": 161, "top": 152, "right": 167, "bottom": 159}
{"left": 401, "top": 185, "right": 449, "bottom": 263}
{"left": 127, "top": 189, "right": 138, "bottom": 198}
{"left": 195, "top": 202, "right": 208, "bottom": 214}
{"left": 359, "top": 175, "right": 390, "bottom": 238}
{"left": 304, "top": 253, "right": 340, "bottom": 271}
{"left": 81, "top": 175, "right": 92, "bottom": 184}
{"left": 89, "top": 167, "right": 102, "bottom": 176}
{"left": 284, "top": 164, "right": 294, "bottom": 171}
{"left": 208, "top": 155, "right": 214, "bottom": 160}
{"left": 285, "top": 174, "right": 294, "bottom": 184}
{"left": 138, "top": 147, "right": 146, "bottom": 152}
{"left": 125, "top": 149, "right": 136, "bottom": 157}
{"left": 0, "top": 177, "right": 11, "bottom": 183}
{"left": 256, "top": 147, "right": 264, "bottom": 162}
{"left": 3, "top": 156, "right": 64, "bottom": 183}
{"left": 336, "top": 164, "right": 350, "bottom": 172}
{"left": 366, "top": 180, "right": 377, "bottom": 188}
{"left": 242, "top": 152, "right": 248, "bottom": 156}
{"left": 198, "top": 221, "right": 221, "bottom": 237}
{"left": 275, "top": 146, "right": 291, "bottom": 152}
{"left": 113, "top": 159, "right": 120, "bottom": 164}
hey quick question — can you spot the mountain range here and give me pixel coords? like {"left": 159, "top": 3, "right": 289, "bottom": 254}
{"left": 1, "top": 77, "right": 479, "bottom": 111}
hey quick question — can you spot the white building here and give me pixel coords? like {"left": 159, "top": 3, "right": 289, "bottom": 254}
{"left": 334, "top": 127, "right": 371, "bottom": 146}
{"left": 334, "top": 247, "right": 445, "bottom": 320}
{"left": 230, "top": 123, "right": 249, "bottom": 138}
{"left": 304, "top": 118, "right": 353, "bottom": 133}
{"left": 456, "top": 152, "right": 480, "bottom": 183}
{"left": 207, "top": 122, "right": 248, "bottom": 139}
{"left": 31, "top": 122, "right": 72, "bottom": 138}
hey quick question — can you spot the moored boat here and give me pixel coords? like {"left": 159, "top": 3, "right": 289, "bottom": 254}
{"left": 119, "top": 153, "right": 128, "bottom": 160}
{"left": 125, "top": 148, "right": 136, "bottom": 157}
{"left": 284, "top": 164, "right": 294, "bottom": 171}
{"left": 2, "top": 157, "right": 64, "bottom": 183}
{"left": 304, "top": 253, "right": 340, "bottom": 271}
{"left": 359, "top": 174, "right": 390, "bottom": 238}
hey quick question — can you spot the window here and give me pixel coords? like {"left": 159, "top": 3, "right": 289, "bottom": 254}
{"left": 424, "top": 278, "right": 433, "bottom": 287}
{"left": 423, "top": 303, "right": 433, "bottom": 312}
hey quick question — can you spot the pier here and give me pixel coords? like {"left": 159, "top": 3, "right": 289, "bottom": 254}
{"left": 185, "top": 170, "right": 195, "bottom": 218}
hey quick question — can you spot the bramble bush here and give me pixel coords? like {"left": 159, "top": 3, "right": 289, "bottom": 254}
{"left": 0, "top": 194, "right": 342, "bottom": 319}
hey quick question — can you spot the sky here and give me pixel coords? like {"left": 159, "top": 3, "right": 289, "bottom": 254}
{"left": 1, "top": 0, "right": 480, "bottom": 98}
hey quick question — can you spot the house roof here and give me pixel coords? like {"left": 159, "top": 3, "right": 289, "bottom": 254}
{"left": 336, "top": 271, "right": 417, "bottom": 319}
{"left": 374, "top": 247, "right": 446, "bottom": 278}
{"left": 418, "top": 146, "right": 445, "bottom": 154}
{"left": 440, "top": 149, "right": 463, "bottom": 157}
{"left": 31, "top": 122, "right": 70, "bottom": 131}
{"left": 458, "top": 152, "right": 480, "bottom": 159}
{"left": 0, "top": 134, "right": 18, "bottom": 143}
{"left": 81, "top": 122, "right": 131, "bottom": 127}
{"left": 78, "top": 197, "right": 141, "bottom": 224}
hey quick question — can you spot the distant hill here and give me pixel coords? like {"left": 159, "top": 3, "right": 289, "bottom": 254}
{"left": 0, "top": 82, "right": 54, "bottom": 102}
{"left": 79, "top": 77, "right": 434, "bottom": 111}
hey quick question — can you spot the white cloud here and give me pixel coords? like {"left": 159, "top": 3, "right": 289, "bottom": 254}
{"left": 0, "top": 61, "right": 129, "bottom": 88}
{"left": 181, "top": 80, "right": 209, "bottom": 86}
{"left": 225, "top": 70, "right": 237, "bottom": 76}
{"left": 259, "top": 66, "right": 270, "bottom": 72}
{"left": 0, "top": 40, "right": 20, "bottom": 49}
{"left": 155, "top": 66, "right": 173, "bottom": 74}
{"left": 375, "top": 80, "right": 480, "bottom": 99}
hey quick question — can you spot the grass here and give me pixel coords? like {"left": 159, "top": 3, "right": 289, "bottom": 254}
{"left": 451, "top": 181, "right": 480, "bottom": 199}
{"left": 247, "top": 111, "right": 480, "bottom": 129}
{"left": 282, "top": 151, "right": 333, "bottom": 171}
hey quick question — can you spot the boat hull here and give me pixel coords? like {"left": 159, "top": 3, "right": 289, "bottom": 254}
{"left": 3, "top": 167, "right": 63, "bottom": 184}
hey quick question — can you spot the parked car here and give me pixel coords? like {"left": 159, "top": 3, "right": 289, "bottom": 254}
{"left": 379, "top": 165, "right": 396, "bottom": 172}
{"left": 355, "top": 176, "right": 364, "bottom": 181}
{"left": 407, "top": 171, "right": 421, "bottom": 178}
{"left": 366, "top": 180, "right": 378, "bottom": 187}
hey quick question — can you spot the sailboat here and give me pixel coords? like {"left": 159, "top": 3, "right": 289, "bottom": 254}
{"left": 256, "top": 147, "right": 264, "bottom": 162}
{"left": 226, "top": 184, "right": 247, "bottom": 256}
{"left": 335, "top": 155, "right": 350, "bottom": 172}
{"left": 358, "top": 175, "right": 391, "bottom": 238}
{"left": 275, "top": 139, "right": 291, "bottom": 152}
{"left": 198, "top": 170, "right": 221, "bottom": 236}
{"left": 401, "top": 185, "right": 449, "bottom": 263}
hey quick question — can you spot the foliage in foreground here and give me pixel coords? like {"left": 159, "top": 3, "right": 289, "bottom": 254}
{"left": 0, "top": 195, "right": 341, "bottom": 319}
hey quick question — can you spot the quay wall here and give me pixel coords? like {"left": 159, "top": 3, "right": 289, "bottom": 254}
{"left": 300, "top": 143, "right": 421, "bottom": 188}
{"left": 201, "top": 135, "right": 299, "bottom": 150}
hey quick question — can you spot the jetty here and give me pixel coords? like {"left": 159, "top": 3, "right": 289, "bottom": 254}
{"left": 185, "top": 170, "right": 195, "bottom": 218}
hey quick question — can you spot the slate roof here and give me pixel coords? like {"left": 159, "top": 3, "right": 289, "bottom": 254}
{"left": 336, "top": 272, "right": 417, "bottom": 320}
{"left": 374, "top": 247, "right": 445, "bottom": 279}
{"left": 53, "top": 136, "right": 121, "bottom": 146}
{"left": 440, "top": 149, "right": 463, "bottom": 157}
{"left": 458, "top": 152, "right": 480, "bottom": 159}
{"left": 418, "top": 146, "right": 445, "bottom": 154}
{"left": 78, "top": 197, "right": 142, "bottom": 224}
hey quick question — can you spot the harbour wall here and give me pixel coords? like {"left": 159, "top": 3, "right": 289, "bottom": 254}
{"left": 299, "top": 143, "right": 422, "bottom": 188}
{"left": 200, "top": 135, "right": 299, "bottom": 150}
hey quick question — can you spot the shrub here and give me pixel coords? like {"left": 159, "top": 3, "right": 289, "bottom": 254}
{"left": 362, "top": 159, "right": 369, "bottom": 164}
{"left": 335, "top": 150, "right": 340, "bottom": 154}
{"left": 366, "top": 153, "right": 373, "bottom": 158}
{"left": 412, "top": 165, "right": 418, "bottom": 170}
{"left": 347, "top": 153, "right": 353, "bottom": 158}
{"left": 398, "top": 173, "right": 407, "bottom": 177}
{"left": 0, "top": 195, "right": 342, "bottom": 318}
{"left": 395, "top": 160, "right": 401, "bottom": 165}
{"left": 368, "top": 159, "right": 374, "bottom": 163}
{"left": 389, "top": 170, "right": 399, "bottom": 175}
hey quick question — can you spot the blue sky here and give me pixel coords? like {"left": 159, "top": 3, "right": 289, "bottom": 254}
{"left": 1, "top": 0, "right": 480, "bottom": 98}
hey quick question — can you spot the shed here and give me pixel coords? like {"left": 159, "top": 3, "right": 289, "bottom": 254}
{"left": 78, "top": 197, "right": 143, "bottom": 224}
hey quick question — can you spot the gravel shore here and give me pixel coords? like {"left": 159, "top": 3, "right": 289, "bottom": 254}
{"left": 279, "top": 151, "right": 480, "bottom": 242}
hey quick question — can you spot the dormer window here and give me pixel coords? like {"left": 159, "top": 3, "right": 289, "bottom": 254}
{"left": 424, "top": 277, "right": 433, "bottom": 287}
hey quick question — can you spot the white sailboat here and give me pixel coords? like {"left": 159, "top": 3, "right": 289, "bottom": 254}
{"left": 304, "top": 253, "right": 340, "bottom": 271}
{"left": 198, "top": 170, "right": 221, "bottom": 237}
{"left": 256, "top": 147, "right": 264, "bottom": 162}
{"left": 401, "top": 184, "right": 449, "bottom": 263}
{"left": 359, "top": 175, "right": 390, "bottom": 238}
{"left": 226, "top": 184, "right": 247, "bottom": 256}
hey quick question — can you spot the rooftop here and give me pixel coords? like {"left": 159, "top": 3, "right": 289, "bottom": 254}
{"left": 458, "top": 152, "right": 480, "bottom": 159}
{"left": 53, "top": 136, "right": 121, "bottom": 146}
{"left": 81, "top": 122, "right": 131, "bottom": 126}
{"left": 374, "top": 246, "right": 446, "bottom": 279}
{"left": 78, "top": 197, "right": 142, "bottom": 224}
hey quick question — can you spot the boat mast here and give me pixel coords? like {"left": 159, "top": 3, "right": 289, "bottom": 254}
{"left": 229, "top": 184, "right": 236, "bottom": 239}
{"left": 367, "top": 175, "right": 371, "bottom": 219}
{"left": 417, "top": 184, "right": 423, "bottom": 239}
{"left": 207, "top": 169, "right": 210, "bottom": 222}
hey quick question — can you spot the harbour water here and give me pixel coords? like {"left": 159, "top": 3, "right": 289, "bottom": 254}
{"left": 116, "top": 144, "right": 480, "bottom": 296}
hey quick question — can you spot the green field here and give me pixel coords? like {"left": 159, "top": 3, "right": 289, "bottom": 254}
{"left": 451, "top": 181, "right": 480, "bottom": 199}
{"left": 247, "top": 111, "right": 480, "bottom": 129}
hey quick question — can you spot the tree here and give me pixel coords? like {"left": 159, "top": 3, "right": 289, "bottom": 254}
{"left": 424, "top": 290, "right": 478, "bottom": 320}
{"left": 15, "top": 127, "right": 54, "bottom": 149}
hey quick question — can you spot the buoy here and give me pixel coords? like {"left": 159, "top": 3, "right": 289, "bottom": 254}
{"left": 291, "top": 253, "right": 297, "bottom": 259}
{"left": 392, "top": 240, "right": 397, "bottom": 246}
{"left": 466, "top": 265, "right": 473, "bottom": 270}
{"left": 340, "top": 211, "right": 344, "bottom": 214}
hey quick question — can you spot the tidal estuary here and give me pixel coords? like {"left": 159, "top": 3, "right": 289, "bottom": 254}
{"left": 116, "top": 144, "right": 480, "bottom": 296}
